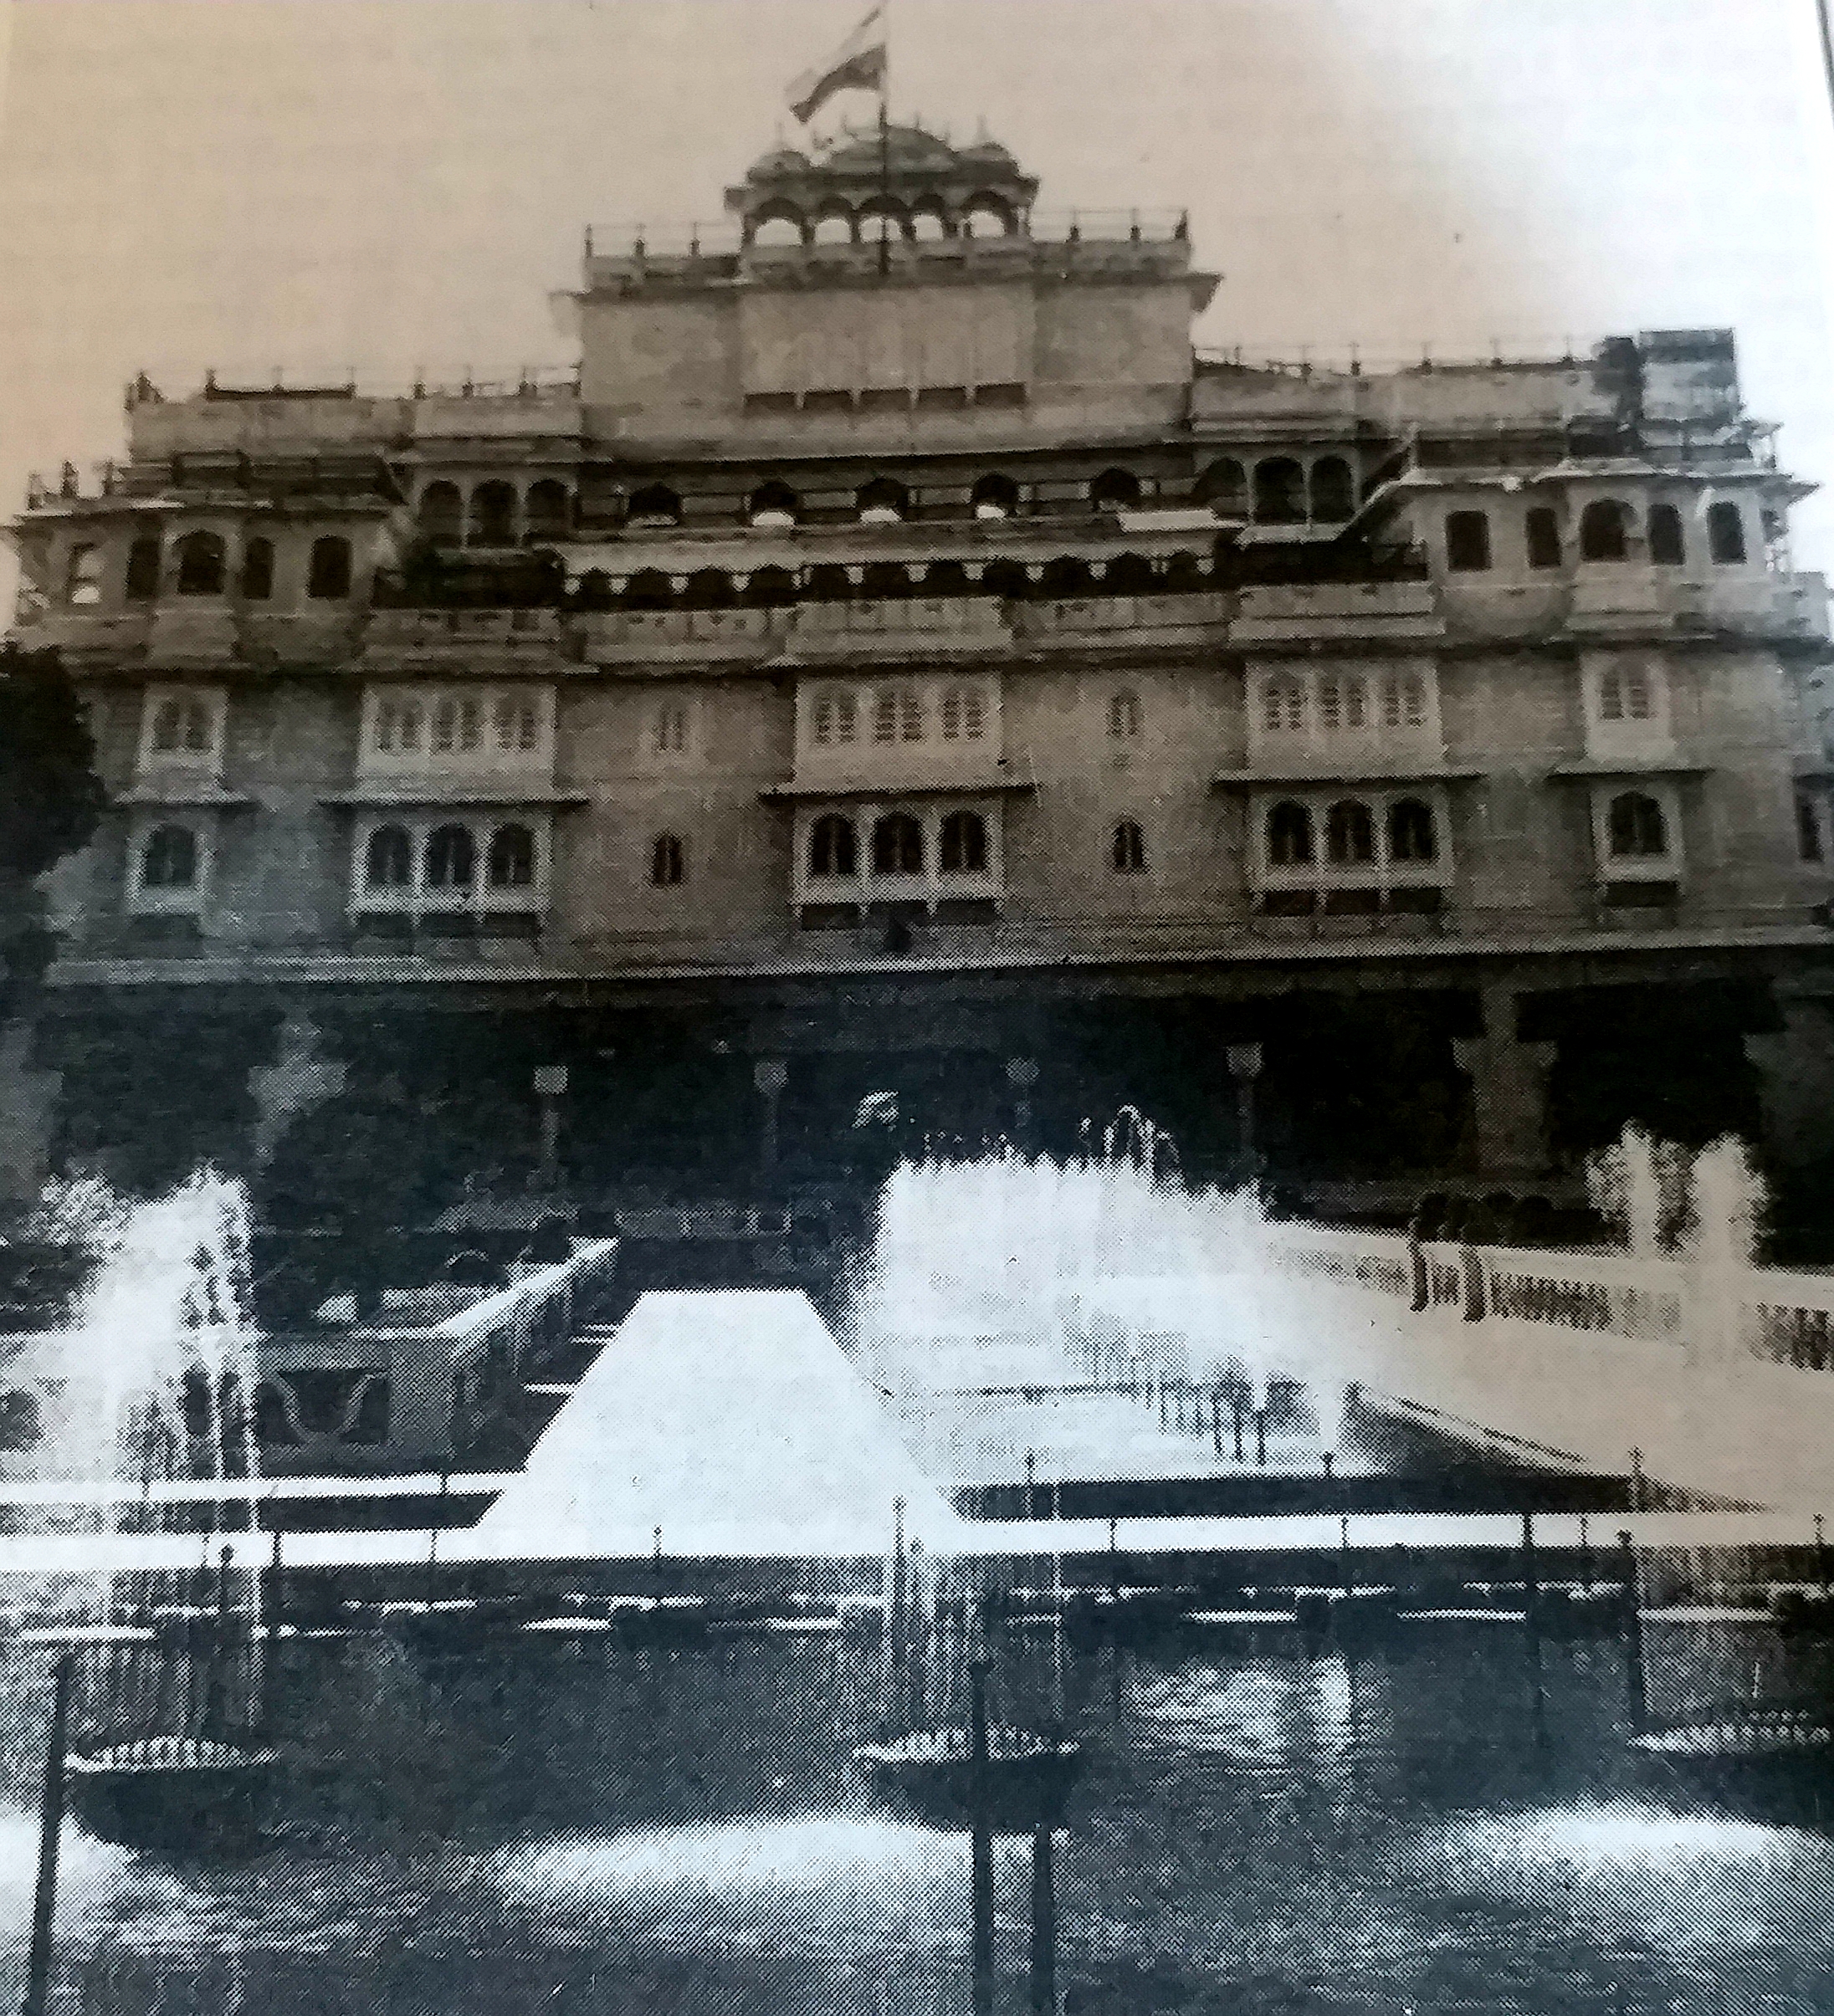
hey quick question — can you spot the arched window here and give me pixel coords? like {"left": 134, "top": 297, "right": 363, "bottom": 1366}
{"left": 925, "top": 560, "right": 971, "bottom": 596}
{"left": 488, "top": 823, "right": 535, "bottom": 888}
{"left": 1162, "top": 550, "right": 1206, "bottom": 593}
{"left": 1324, "top": 799, "right": 1375, "bottom": 865}
{"left": 682, "top": 567, "right": 735, "bottom": 608}
{"left": 939, "top": 811, "right": 987, "bottom": 874}
{"left": 1648, "top": 502, "right": 1685, "bottom": 566}
{"left": 1196, "top": 458, "right": 1248, "bottom": 517}
{"left": 981, "top": 558, "right": 1031, "bottom": 601}
{"left": 750, "top": 204, "right": 805, "bottom": 248}
{"left": 1579, "top": 499, "right": 1629, "bottom": 563}
{"left": 862, "top": 560, "right": 913, "bottom": 600}
{"left": 748, "top": 479, "right": 800, "bottom": 526}
{"left": 418, "top": 481, "right": 464, "bottom": 545}
{"left": 1387, "top": 798, "right": 1437, "bottom": 862}
{"left": 126, "top": 535, "right": 162, "bottom": 601}
{"left": 1310, "top": 457, "right": 1355, "bottom": 523}
{"left": 650, "top": 833, "right": 685, "bottom": 887}
{"left": 858, "top": 193, "right": 908, "bottom": 244}
{"left": 469, "top": 481, "right": 518, "bottom": 547}
{"left": 1444, "top": 510, "right": 1492, "bottom": 573}
{"left": 1110, "top": 819, "right": 1146, "bottom": 874}
{"left": 1104, "top": 552, "right": 1156, "bottom": 594}
{"left": 365, "top": 824, "right": 412, "bottom": 889}
{"left": 804, "top": 563, "right": 853, "bottom": 602}
{"left": 627, "top": 484, "right": 683, "bottom": 528}
{"left": 65, "top": 544, "right": 103, "bottom": 606}
{"left": 424, "top": 822, "right": 475, "bottom": 890}
{"left": 175, "top": 530, "right": 227, "bottom": 596}
{"left": 872, "top": 813, "right": 924, "bottom": 876}
{"left": 1606, "top": 791, "right": 1668, "bottom": 858}
{"left": 971, "top": 473, "right": 1019, "bottom": 520}
{"left": 622, "top": 568, "right": 674, "bottom": 611}
{"left": 239, "top": 537, "right": 274, "bottom": 600}
{"left": 1525, "top": 506, "right": 1562, "bottom": 570}
{"left": 1266, "top": 800, "right": 1314, "bottom": 866}
{"left": 808, "top": 814, "right": 857, "bottom": 878}
{"left": 857, "top": 477, "right": 909, "bottom": 524}
{"left": 308, "top": 535, "right": 352, "bottom": 599}
{"left": 1089, "top": 468, "right": 1141, "bottom": 512}
{"left": 961, "top": 194, "right": 1014, "bottom": 238}
{"left": 909, "top": 201, "right": 950, "bottom": 243}
{"left": 1041, "top": 555, "right": 1093, "bottom": 598}
{"left": 812, "top": 204, "right": 856, "bottom": 246}
{"left": 1708, "top": 500, "right": 1748, "bottom": 565}
{"left": 1108, "top": 690, "right": 1142, "bottom": 739}
{"left": 1254, "top": 458, "right": 1308, "bottom": 525}
{"left": 141, "top": 823, "right": 197, "bottom": 889}
{"left": 744, "top": 565, "right": 798, "bottom": 607}
{"left": 525, "top": 479, "right": 571, "bottom": 543}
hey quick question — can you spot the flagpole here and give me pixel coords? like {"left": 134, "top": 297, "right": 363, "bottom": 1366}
{"left": 877, "top": 0, "right": 892, "bottom": 277}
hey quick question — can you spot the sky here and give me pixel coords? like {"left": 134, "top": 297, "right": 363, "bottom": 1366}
{"left": 1, "top": 0, "right": 1831, "bottom": 567}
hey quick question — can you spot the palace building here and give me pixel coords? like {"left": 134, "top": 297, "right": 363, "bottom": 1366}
{"left": 5, "top": 122, "right": 1834, "bottom": 1212}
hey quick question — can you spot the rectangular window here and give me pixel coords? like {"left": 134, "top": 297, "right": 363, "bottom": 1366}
{"left": 900, "top": 690, "right": 923, "bottom": 741}
{"left": 836, "top": 694, "right": 858, "bottom": 744}
{"left": 961, "top": 689, "right": 986, "bottom": 740}
{"left": 375, "top": 703, "right": 397, "bottom": 754}
{"left": 1526, "top": 506, "right": 1562, "bottom": 571}
{"left": 1381, "top": 677, "right": 1401, "bottom": 730}
{"left": 941, "top": 689, "right": 961, "bottom": 740}
{"left": 433, "top": 700, "right": 457, "bottom": 754}
{"left": 1402, "top": 674, "right": 1426, "bottom": 728}
{"left": 813, "top": 698, "right": 834, "bottom": 746}
{"left": 873, "top": 692, "right": 897, "bottom": 744}
{"left": 1345, "top": 678, "right": 1365, "bottom": 729}
{"left": 459, "top": 699, "right": 480, "bottom": 751}
{"left": 1445, "top": 509, "right": 1493, "bottom": 572}
{"left": 1319, "top": 678, "right": 1341, "bottom": 733}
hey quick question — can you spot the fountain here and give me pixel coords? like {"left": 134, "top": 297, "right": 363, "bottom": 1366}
{"left": 12, "top": 1170, "right": 280, "bottom": 1850}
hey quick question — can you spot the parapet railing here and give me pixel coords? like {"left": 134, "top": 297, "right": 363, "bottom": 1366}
{"left": 1262, "top": 1222, "right": 1834, "bottom": 1373}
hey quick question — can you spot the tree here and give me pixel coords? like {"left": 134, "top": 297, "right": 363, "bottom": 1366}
{"left": 0, "top": 642, "right": 104, "bottom": 886}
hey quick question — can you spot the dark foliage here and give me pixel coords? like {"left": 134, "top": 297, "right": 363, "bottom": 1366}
{"left": 0, "top": 642, "right": 105, "bottom": 883}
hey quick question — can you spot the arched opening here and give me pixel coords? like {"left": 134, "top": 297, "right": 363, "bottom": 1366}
{"left": 424, "top": 823, "right": 475, "bottom": 891}
{"left": 1525, "top": 506, "right": 1563, "bottom": 570}
{"left": 909, "top": 200, "right": 950, "bottom": 242}
{"left": 126, "top": 536, "right": 162, "bottom": 601}
{"left": 857, "top": 477, "right": 909, "bottom": 524}
{"left": 940, "top": 810, "right": 988, "bottom": 874}
{"left": 1579, "top": 499, "right": 1629, "bottom": 563}
{"left": 750, "top": 202, "right": 805, "bottom": 248}
{"left": 1104, "top": 552, "right": 1156, "bottom": 595}
{"left": 1387, "top": 798, "right": 1437, "bottom": 863}
{"left": 1445, "top": 509, "right": 1493, "bottom": 572}
{"left": 488, "top": 823, "right": 535, "bottom": 889}
{"left": 858, "top": 193, "right": 908, "bottom": 244}
{"left": 872, "top": 813, "right": 924, "bottom": 876}
{"left": 622, "top": 568, "right": 674, "bottom": 611}
{"left": 572, "top": 569, "right": 614, "bottom": 611}
{"left": 743, "top": 565, "right": 797, "bottom": 607}
{"left": 980, "top": 558, "right": 1030, "bottom": 601}
{"left": 1266, "top": 800, "right": 1314, "bottom": 866}
{"left": 141, "top": 824, "right": 197, "bottom": 889}
{"left": 307, "top": 535, "right": 352, "bottom": 599}
{"left": 418, "top": 480, "right": 464, "bottom": 545}
{"left": 1254, "top": 458, "right": 1308, "bottom": 524}
{"left": 1310, "top": 457, "right": 1355, "bottom": 523}
{"left": 1089, "top": 468, "right": 1142, "bottom": 513}
{"left": 1648, "top": 502, "right": 1685, "bottom": 566}
{"left": 862, "top": 560, "right": 912, "bottom": 600}
{"left": 1162, "top": 550, "right": 1206, "bottom": 593}
{"left": 924, "top": 560, "right": 971, "bottom": 596}
{"left": 175, "top": 530, "right": 227, "bottom": 596}
{"left": 961, "top": 192, "right": 1014, "bottom": 238}
{"left": 808, "top": 814, "right": 857, "bottom": 878}
{"left": 804, "top": 563, "right": 853, "bottom": 601}
{"left": 1196, "top": 458, "right": 1248, "bottom": 516}
{"left": 239, "top": 537, "right": 274, "bottom": 601}
{"left": 1041, "top": 555, "right": 1094, "bottom": 598}
{"left": 1606, "top": 791, "right": 1668, "bottom": 857}
{"left": 626, "top": 484, "right": 682, "bottom": 528}
{"left": 469, "top": 481, "right": 518, "bottom": 548}
{"left": 1324, "top": 799, "right": 1375, "bottom": 866}
{"left": 650, "top": 833, "right": 686, "bottom": 887}
{"left": 65, "top": 545, "right": 103, "bottom": 607}
{"left": 971, "top": 473, "right": 1020, "bottom": 520}
{"left": 365, "top": 825, "right": 412, "bottom": 889}
{"left": 681, "top": 567, "right": 735, "bottom": 609}
{"left": 1110, "top": 820, "right": 1146, "bottom": 874}
{"left": 525, "top": 479, "right": 570, "bottom": 543}
{"left": 748, "top": 478, "right": 800, "bottom": 526}
{"left": 1708, "top": 500, "right": 1748, "bottom": 565}
{"left": 812, "top": 204, "right": 855, "bottom": 247}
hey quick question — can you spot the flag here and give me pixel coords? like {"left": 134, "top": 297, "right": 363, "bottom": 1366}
{"left": 787, "top": 6, "right": 887, "bottom": 125}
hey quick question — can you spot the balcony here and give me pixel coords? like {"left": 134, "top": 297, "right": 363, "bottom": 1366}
{"left": 363, "top": 607, "right": 564, "bottom": 670}
{"left": 1232, "top": 581, "right": 1445, "bottom": 645}
{"left": 1566, "top": 568, "right": 1830, "bottom": 641}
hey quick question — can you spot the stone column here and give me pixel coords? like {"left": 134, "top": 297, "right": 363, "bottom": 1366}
{"left": 533, "top": 1065, "right": 569, "bottom": 1190}
{"left": 1225, "top": 1042, "right": 1263, "bottom": 1182}
{"left": 1451, "top": 986, "right": 1557, "bottom": 1183}
{"left": 754, "top": 1058, "right": 787, "bottom": 1175}
{"left": 248, "top": 1014, "right": 347, "bottom": 1169}
{"left": 1744, "top": 1000, "right": 1834, "bottom": 1168}
{"left": 0, "top": 1023, "right": 61, "bottom": 1208}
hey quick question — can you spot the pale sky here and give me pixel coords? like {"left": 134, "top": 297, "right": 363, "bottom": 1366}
{"left": 2, "top": 0, "right": 1831, "bottom": 565}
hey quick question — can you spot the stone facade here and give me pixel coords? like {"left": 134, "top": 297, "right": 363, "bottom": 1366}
{"left": 7, "top": 126, "right": 1834, "bottom": 1202}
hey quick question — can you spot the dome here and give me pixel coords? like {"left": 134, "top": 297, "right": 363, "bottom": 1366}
{"left": 961, "top": 136, "right": 1015, "bottom": 163}
{"left": 750, "top": 146, "right": 810, "bottom": 177}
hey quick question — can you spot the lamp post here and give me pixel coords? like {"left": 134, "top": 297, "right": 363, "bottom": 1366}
{"left": 1225, "top": 1042, "right": 1263, "bottom": 1183}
